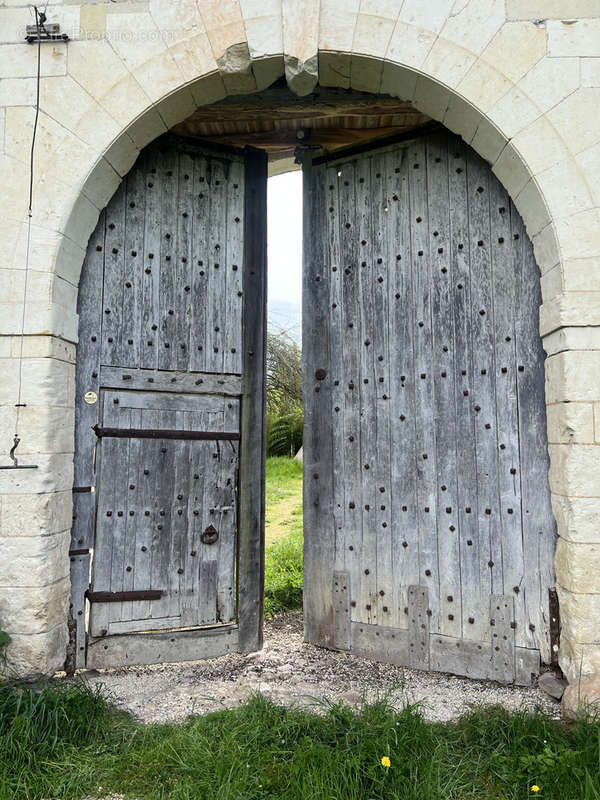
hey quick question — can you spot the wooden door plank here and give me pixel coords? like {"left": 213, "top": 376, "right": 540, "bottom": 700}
{"left": 182, "top": 410, "right": 205, "bottom": 628}
{"left": 354, "top": 156, "right": 375, "bottom": 623}
{"left": 99, "top": 366, "right": 242, "bottom": 395}
{"left": 102, "top": 182, "right": 126, "bottom": 367}
{"left": 190, "top": 155, "right": 209, "bottom": 373}
{"left": 302, "top": 155, "right": 335, "bottom": 649}
{"left": 351, "top": 621, "right": 410, "bottom": 664}
{"left": 489, "top": 175, "right": 527, "bottom": 641}
{"left": 224, "top": 158, "right": 244, "bottom": 375}
{"left": 466, "top": 149, "right": 500, "bottom": 631}
{"left": 70, "top": 490, "right": 96, "bottom": 551}
{"left": 198, "top": 429, "right": 218, "bottom": 625}
{"left": 340, "top": 160, "right": 370, "bottom": 623}
{"left": 333, "top": 571, "right": 352, "bottom": 650}
{"left": 121, "top": 154, "right": 146, "bottom": 368}
{"left": 513, "top": 207, "right": 556, "bottom": 661}
{"left": 430, "top": 633, "right": 493, "bottom": 680}
{"left": 131, "top": 409, "right": 158, "bottom": 622}
{"left": 74, "top": 211, "right": 105, "bottom": 488}
{"left": 150, "top": 408, "right": 176, "bottom": 620}
{"left": 387, "top": 143, "right": 418, "bottom": 630}
{"left": 140, "top": 148, "right": 161, "bottom": 370}
{"left": 370, "top": 151, "right": 393, "bottom": 627}
{"left": 109, "top": 409, "right": 133, "bottom": 629}
{"left": 237, "top": 147, "right": 267, "bottom": 653}
{"left": 426, "top": 131, "right": 462, "bottom": 640}
{"left": 69, "top": 552, "right": 90, "bottom": 669}
{"left": 167, "top": 410, "right": 188, "bottom": 621}
{"left": 447, "top": 140, "right": 482, "bottom": 643}
{"left": 120, "top": 406, "right": 142, "bottom": 625}
{"left": 216, "top": 400, "right": 238, "bottom": 623}
{"left": 102, "top": 389, "right": 236, "bottom": 418}
{"left": 158, "top": 146, "right": 179, "bottom": 371}
{"left": 86, "top": 624, "right": 239, "bottom": 669}
{"left": 490, "top": 594, "right": 516, "bottom": 683}
{"left": 408, "top": 138, "right": 439, "bottom": 633}
{"left": 176, "top": 150, "right": 194, "bottom": 371}
{"left": 206, "top": 157, "right": 227, "bottom": 374}
{"left": 408, "top": 585, "right": 430, "bottom": 669}
{"left": 325, "top": 163, "right": 347, "bottom": 577}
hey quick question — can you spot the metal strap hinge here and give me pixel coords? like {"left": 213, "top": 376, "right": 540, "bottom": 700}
{"left": 92, "top": 425, "right": 240, "bottom": 441}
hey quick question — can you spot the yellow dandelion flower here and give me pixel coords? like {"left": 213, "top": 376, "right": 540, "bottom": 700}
{"left": 531, "top": 786, "right": 540, "bottom": 793}
{"left": 381, "top": 756, "right": 391, "bottom": 768}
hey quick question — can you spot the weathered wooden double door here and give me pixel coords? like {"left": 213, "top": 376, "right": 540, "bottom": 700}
{"left": 70, "top": 136, "right": 266, "bottom": 669}
{"left": 303, "top": 128, "right": 557, "bottom": 684}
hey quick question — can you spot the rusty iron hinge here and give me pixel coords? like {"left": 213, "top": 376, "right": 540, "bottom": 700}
{"left": 86, "top": 589, "right": 163, "bottom": 603}
{"left": 92, "top": 425, "right": 240, "bottom": 442}
{"left": 549, "top": 588, "right": 560, "bottom": 667}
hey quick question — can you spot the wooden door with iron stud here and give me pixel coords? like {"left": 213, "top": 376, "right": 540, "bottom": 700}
{"left": 302, "top": 127, "right": 557, "bottom": 685}
{"left": 69, "top": 136, "right": 267, "bottom": 670}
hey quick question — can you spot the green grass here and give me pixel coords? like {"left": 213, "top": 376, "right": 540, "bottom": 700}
{"left": 1, "top": 681, "right": 600, "bottom": 800}
{"left": 264, "top": 521, "right": 303, "bottom": 617}
{"left": 264, "top": 457, "right": 304, "bottom": 616}
{"left": 265, "top": 456, "right": 303, "bottom": 506}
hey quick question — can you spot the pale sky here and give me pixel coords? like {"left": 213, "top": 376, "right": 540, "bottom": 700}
{"left": 267, "top": 171, "right": 303, "bottom": 307}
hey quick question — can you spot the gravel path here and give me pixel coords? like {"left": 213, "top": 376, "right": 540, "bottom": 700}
{"left": 83, "top": 613, "right": 559, "bottom": 724}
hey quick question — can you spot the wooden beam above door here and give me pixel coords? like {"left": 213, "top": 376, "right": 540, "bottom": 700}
{"left": 171, "top": 84, "right": 432, "bottom": 164}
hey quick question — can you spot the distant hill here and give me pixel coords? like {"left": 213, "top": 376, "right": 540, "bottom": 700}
{"left": 268, "top": 299, "right": 302, "bottom": 346}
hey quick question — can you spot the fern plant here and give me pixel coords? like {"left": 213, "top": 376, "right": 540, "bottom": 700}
{"left": 267, "top": 409, "right": 303, "bottom": 457}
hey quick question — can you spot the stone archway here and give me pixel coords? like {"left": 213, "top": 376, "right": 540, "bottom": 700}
{"left": 1, "top": 3, "right": 598, "bottom": 683}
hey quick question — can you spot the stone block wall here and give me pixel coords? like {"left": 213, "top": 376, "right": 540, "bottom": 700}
{"left": 0, "top": 0, "right": 598, "bottom": 682}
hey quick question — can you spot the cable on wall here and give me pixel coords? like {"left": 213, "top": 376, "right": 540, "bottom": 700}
{"left": 2, "top": 6, "right": 49, "bottom": 470}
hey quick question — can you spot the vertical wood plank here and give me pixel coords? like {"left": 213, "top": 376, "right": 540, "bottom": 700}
{"left": 150, "top": 408, "right": 176, "bottom": 620}
{"left": 131, "top": 410, "right": 157, "bottom": 622}
{"left": 190, "top": 155, "right": 209, "bottom": 372}
{"left": 121, "top": 406, "right": 142, "bottom": 623}
{"left": 121, "top": 155, "right": 145, "bottom": 368}
{"left": 490, "top": 594, "right": 516, "bottom": 683}
{"left": 427, "top": 131, "right": 462, "bottom": 640}
{"left": 102, "top": 182, "right": 126, "bottom": 367}
{"left": 176, "top": 151, "right": 194, "bottom": 371}
{"left": 141, "top": 147, "right": 161, "bottom": 370}
{"left": 74, "top": 211, "right": 105, "bottom": 488}
{"left": 70, "top": 491, "right": 96, "bottom": 551}
{"left": 371, "top": 151, "right": 393, "bottom": 626}
{"left": 447, "top": 139, "right": 482, "bottom": 643}
{"left": 354, "top": 156, "right": 375, "bottom": 623}
{"left": 409, "top": 138, "right": 440, "bottom": 633}
{"left": 224, "top": 159, "right": 244, "bottom": 375}
{"left": 466, "top": 148, "right": 500, "bottom": 635}
{"left": 303, "top": 155, "right": 335, "bottom": 649}
{"left": 513, "top": 206, "right": 556, "bottom": 661}
{"left": 408, "top": 585, "right": 430, "bottom": 669}
{"left": 326, "top": 164, "right": 347, "bottom": 577}
{"left": 489, "top": 174, "right": 527, "bottom": 641}
{"left": 206, "top": 157, "right": 227, "bottom": 374}
{"left": 158, "top": 146, "right": 179, "bottom": 371}
{"left": 339, "top": 159, "right": 370, "bottom": 623}
{"left": 333, "top": 571, "right": 352, "bottom": 650}
{"left": 237, "top": 147, "right": 267, "bottom": 653}
{"left": 217, "top": 400, "right": 239, "bottom": 623}
{"left": 69, "top": 552, "right": 90, "bottom": 669}
{"left": 388, "top": 144, "right": 418, "bottom": 629}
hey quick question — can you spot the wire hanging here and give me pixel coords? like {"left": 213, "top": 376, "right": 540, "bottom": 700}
{"left": 1, "top": 6, "right": 44, "bottom": 470}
